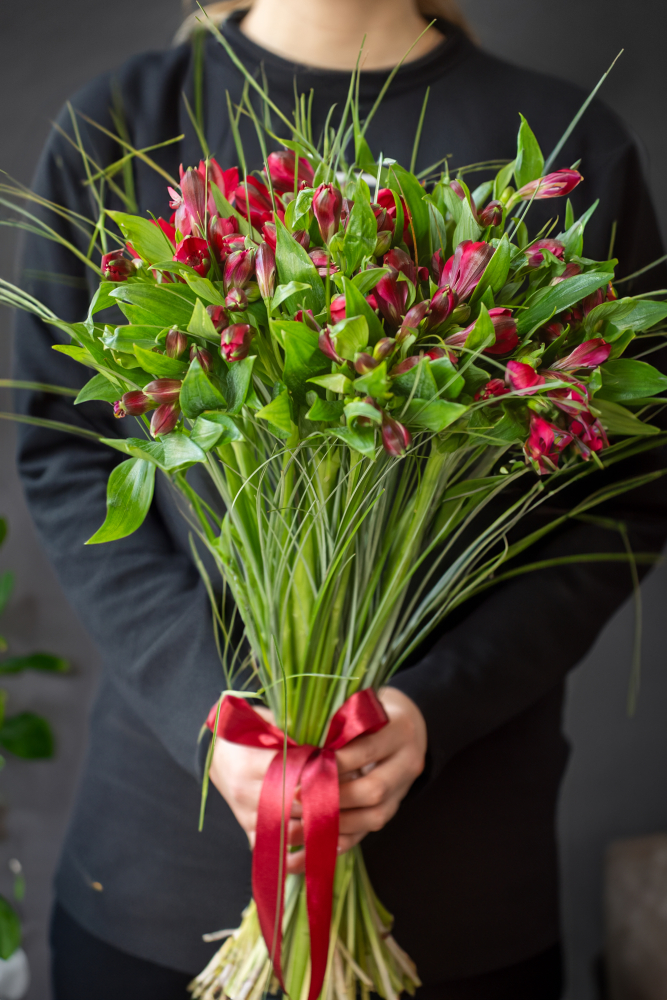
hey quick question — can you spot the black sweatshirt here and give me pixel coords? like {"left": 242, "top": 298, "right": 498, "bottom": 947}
{"left": 12, "top": 13, "right": 667, "bottom": 983}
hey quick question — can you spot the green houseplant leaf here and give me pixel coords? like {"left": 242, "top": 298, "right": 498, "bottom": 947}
{"left": 86, "top": 457, "right": 156, "bottom": 544}
{"left": 0, "top": 712, "right": 54, "bottom": 759}
{"left": 0, "top": 896, "right": 21, "bottom": 960}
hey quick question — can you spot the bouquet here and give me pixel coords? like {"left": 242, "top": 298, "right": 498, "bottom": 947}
{"left": 2, "top": 31, "right": 667, "bottom": 1000}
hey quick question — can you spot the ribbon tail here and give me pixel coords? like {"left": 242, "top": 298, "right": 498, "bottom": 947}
{"left": 301, "top": 750, "right": 340, "bottom": 1000}
{"left": 254, "top": 745, "right": 312, "bottom": 990}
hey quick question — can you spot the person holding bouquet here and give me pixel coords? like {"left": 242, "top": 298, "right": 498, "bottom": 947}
{"left": 11, "top": 1, "right": 667, "bottom": 998}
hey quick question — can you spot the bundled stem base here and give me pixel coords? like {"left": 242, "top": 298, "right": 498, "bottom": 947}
{"left": 189, "top": 847, "right": 420, "bottom": 1000}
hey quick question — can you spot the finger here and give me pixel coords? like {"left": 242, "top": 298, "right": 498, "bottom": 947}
{"left": 337, "top": 798, "right": 401, "bottom": 837}
{"left": 287, "top": 819, "right": 304, "bottom": 848}
{"left": 336, "top": 728, "right": 396, "bottom": 775}
{"left": 339, "top": 758, "right": 409, "bottom": 811}
{"left": 337, "top": 831, "right": 366, "bottom": 853}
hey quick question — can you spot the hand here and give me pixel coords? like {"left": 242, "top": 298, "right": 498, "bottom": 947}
{"left": 209, "top": 688, "right": 427, "bottom": 874}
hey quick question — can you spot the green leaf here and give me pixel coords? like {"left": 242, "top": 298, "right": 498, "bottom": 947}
{"left": 180, "top": 358, "right": 227, "bottom": 418}
{"left": 402, "top": 398, "right": 467, "bottom": 432}
{"left": 493, "top": 161, "right": 516, "bottom": 201}
{"left": 86, "top": 457, "right": 156, "bottom": 544}
{"left": 308, "top": 373, "right": 353, "bottom": 394}
{"left": 597, "top": 359, "right": 667, "bottom": 402}
{"left": 110, "top": 283, "right": 197, "bottom": 329}
{"left": 559, "top": 201, "right": 598, "bottom": 258}
{"left": 99, "top": 436, "right": 165, "bottom": 465}
{"left": 343, "top": 276, "right": 384, "bottom": 344}
{"left": 133, "top": 345, "right": 187, "bottom": 378}
{"left": 256, "top": 390, "right": 293, "bottom": 437}
{"left": 75, "top": 372, "right": 122, "bottom": 404}
{"left": 187, "top": 297, "right": 221, "bottom": 344}
{"left": 430, "top": 357, "right": 465, "bottom": 399}
{"left": 107, "top": 211, "right": 175, "bottom": 264}
{"left": 224, "top": 356, "right": 255, "bottom": 413}
{"left": 101, "top": 326, "right": 162, "bottom": 353}
{"left": 275, "top": 217, "right": 325, "bottom": 313}
{"left": 353, "top": 360, "right": 391, "bottom": 403}
{"left": 86, "top": 281, "right": 124, "bottom": 327}
{"left": 344, "top": 400, "right": 383, "bottom": 426}
{"left": 330, "top": 425, "right": 376, "bottom": 457}
{"left": 452, "top": 197, "right": 481, "bottom": 249}
{"left": 0, "top": 572, "right": 14, "bottom": 618}
{"left": 392, "top": 358, "right": 438, "bottom": 400}
{"left": 331, "top": 316, "right": 369, "bottom": 361}
{"left": 342, "top": 187, "right": 377, "bottom": 273}
{"left": 277, "top": 322, "right": 329, "bottom": 401}
{"left": 191, "top": 412, "right": 242, "bottom": 450}
{"left": 0, "top": 896, "right": 21, "bottom": 960}
{"left": 0, "top": 653, "right": 69, "bottom": 674}
{"left": 466, "top": 303, "right": 495, "bottom": 351}
{"left": 0, "top": 518, "right": 6, "bottom": 548}
{"left": 0, "top": 712, "right": 54, "bottom": 759}
{"left": 306, "top": 397, "right": 344, "bottom": 422}
{"left": 596, "top": 398, "right": 660, "bottom": 436}
{"left": 182, "top": 273, "right": 226, "bottom": 305}
{"left": 159, "top": 432, "right": 207, "bottom": 471}
{"left": 514, "top": 115, "right": 545, "bottom": 189}
{"left": 589, "top": 298, "right": 667, "bottom": 335}
{"left": 271, "top": 281, "right": 312, "bottom": 313}
{"left": 350, "top": 267, "right": 391, "bottom": 296}
{"left": 516, "top": 272, "right": 612, "bottom": 337}
{"left": 388, "top": 165, "right": 431, "bottom": 267}
{"left": 472, "top": 235, "right": 511, "bottom": 303}
{"left": 210, "top": 183, "right": 254, "bottom": 237}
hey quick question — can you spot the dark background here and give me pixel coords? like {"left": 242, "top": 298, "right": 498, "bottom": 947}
{"left": 0, "top": 2, "right": 666, "bottom": 997}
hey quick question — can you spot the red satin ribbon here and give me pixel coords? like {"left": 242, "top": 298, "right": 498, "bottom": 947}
{"left": 206, "top": 689, "right": 388, "bottom": 1000}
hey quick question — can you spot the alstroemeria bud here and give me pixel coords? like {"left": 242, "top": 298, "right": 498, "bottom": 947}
{"left": 266, "top": 150, "right": 315, "bottom": 194}
{"left": 181, "top": 166, "right": 207, "bottom": 235}
{"left": 374, "top": 273, "right": 409, "bottom": 327}
{"left": 515, "top": 169, "right": 583, "bottom": 202}
{"left": 505, "top": 360, "right": 546, "bottom": 394}
{"left": 475, "top": 378, "right": 510, "bottom": 402}
{"left": 550, "top": 338, "right": 611, "bottom": 371}
{"left": 165, "top": 328, "right": 188, "bottom": 358}
{"left": 150, "top": 401, "right": 181, "bottom": 438}
{"left": 225, "top": 288, "right": 248, "bottom": 312}
{"left": 526, "top": 239, "right": 565, "bottom": 267}
{"left": 550, "top": 261, "right": 583, "bottom": 286}
{"left": 189, "top": 346, "right": 213, "bottom": 371}
{"left": 295, "top": 309, "right": 321, "bottom": 333}
{"left": 220, "top": 323, "right": 253, "bottom": 362}
{"left": 206, "top": 305, "right": 228, "bottom": 331}
{"left": 426, "top": 285, "right": 458, "bottom": 330}
{"left": 400, "top": 300, "right": 430, "bottom": 336}
{"left": 341, "top": 198, "right": 354, "bottom": 228}
{"left": 313, "top": 183, "right": 343, "bottom": 244}
{"left": 374, "top": 230, "right": 393, "bottom": 256}
{"left": 293, "top": 229, "right": 311, "bottom": 250}
{"left": 452, "top": 307, "right": 518, "bottom": 356}
{"left": 382, "top": 413, "right": 411, "bottom": 457}
{"left": 373, "top": 338, "right": 396, "bottom": 362}
{"left": 354, "top": 353, "right": 378, "bottom": 375}
{"left": 449, "top": 179, "right": 467, "bottom": 202}
{"left": 118, "top": 390, "right": 153, "bottom": 416}
{"left": 102, "top": 249, "right": 134, "bottom": 281}
{"left": 384, "top": 248, "right": 417, "bottom": 286}
{"left": 542, "top": 321, "right": 564, "bottom": 343}
{"left": 477, "top": 200, "right": 504, "bottom": 227}
{"left": 173, "top": 236, "right": 210, "bottom": 277}
{"left": 256, "top": 242, "right": 276, "bottom": 300}
{"left": 318, "top": 327, "right": 342, "bottom": 364}
{"left": 390, "top": 356, "right": 421, "bottom": 377}
{"left": 144, "top": 379, "right": 182, "bottom": 404}
{"left": 224, "top": 248, "right": 256, "bottom": 292}
{"left": 330, "top": 295, "right": 347, "bottom": 324}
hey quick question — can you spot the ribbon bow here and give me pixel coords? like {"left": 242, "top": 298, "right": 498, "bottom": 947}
{"left": 206, "top": 689, "right": 388, "bottom": 1000}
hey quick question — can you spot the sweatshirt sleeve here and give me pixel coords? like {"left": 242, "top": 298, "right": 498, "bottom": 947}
{"left": 12, "top": 85, "right": 227, "bottom": 781}
{"left": 390, "top": 135, "right": 667, "bottom": 786}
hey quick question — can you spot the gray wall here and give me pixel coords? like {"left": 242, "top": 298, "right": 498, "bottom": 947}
{"left": 0, "top": 2, "right": 666, "bottom": 998}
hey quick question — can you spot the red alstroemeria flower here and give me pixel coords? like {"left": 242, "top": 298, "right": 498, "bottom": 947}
{"left": 318, "top": 327, "right": 342, "bottom": 364}
{"left": 550, "top": 338, "right": 611, "bottom": 370}
{"left": 173, "top": 236, "right": 210, "bottom": 276}
{"left": 515, "top": 169, "right": 583, "bottom": 202}
{"left": 266, "top": 150, "right": 315, "bottom": 194}
{"left": 313, "top": 183, "right": 343, "bottom": 244}
{"left": 433, "top": 240, "right": 495, "bottom": 301}
{"left": 399, "top": 301, "right": 430, "bottom": 338}
{"left": 234, "top": 177, "right": 283, "bottom": 229}
{"left": 525, "top": 413, "right": 573, "bottom": 475}
{"left": 200, "top": 159, "right": 238, "bottom": 217}
{"left": 208, "top": 217, "right": 240, "bottom": 266}
{"left": 547, "top": 383, "right": 589, "bottom": 418}
{"left": 376, "top": 188, "right": 410, "bottom": 242}
{"left": 505, "top": 360, "right": 546, "bottom": 394}
{"left": 382, "top": 412, "right": 411, "bottom": 457}
{"left": 570, "top": 412, "right": 608, "bottom": 457}
{"left": 478, "top": 200, "right": 504, "bottom": 227}
{"left": 101, "top": 249, "right": 134, "bottom": 281}
{"left": 255, "top": 242, "right": 276, "bottom": 300}
{"left": 330, "top": 295, "right": 347, "bottom": 324}
{"left": 374, "top": 271, "right": 410, "bottom": 327}
{"left": 475, "top": 378, "right": 510, "bottom": 402}
{"left": 425, "top": 285, "right": 458, "bottom": 331}
{"left": 114, "top": 390, "right": 154, "bottom": 417}
{"left": 449, "top": 307, "right": 518, "bottom": 356}
{"left": 550, "top": 261, "right": 583, "bottom": 286}
{"left": 309, "top": 248, "right": 339, "bottom": 277}
{"left": 180, "top": 166, "right": 207, "bottom": 236}
{"left": 525, "top": 239, "right": 565, "bottom": 267}
{"left": 384, "top": 248, "right": 418, "bottom": 286}
{"left": 220, "top": 322, "right": 254, "bottom": 362}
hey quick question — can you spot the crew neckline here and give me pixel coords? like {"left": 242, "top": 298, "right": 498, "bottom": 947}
{"left": 214, "top": 10, "right": 473, "bottom": 99}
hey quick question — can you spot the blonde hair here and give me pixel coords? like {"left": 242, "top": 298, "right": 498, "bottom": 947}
{"left": 175, "top": 0, "right": 473, "bottom": 46}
